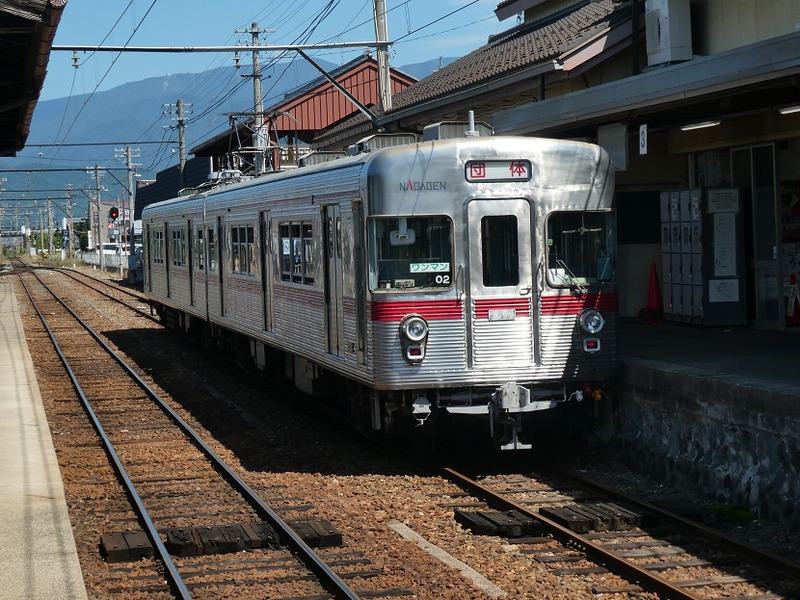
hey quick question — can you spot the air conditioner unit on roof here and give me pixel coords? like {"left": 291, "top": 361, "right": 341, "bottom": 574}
{"left": 645, "top": 0, "right": 692, "bottom": 66}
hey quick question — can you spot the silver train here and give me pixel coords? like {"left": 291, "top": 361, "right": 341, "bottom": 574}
{"left": 142, "top": 133, "right": 617, "bottom": 450}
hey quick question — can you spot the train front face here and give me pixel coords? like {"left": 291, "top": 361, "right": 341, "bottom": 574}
{"left": 363, "top": 136, "right": 617, "bottom": 450}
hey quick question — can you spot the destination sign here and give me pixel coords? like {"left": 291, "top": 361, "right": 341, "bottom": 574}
{"left": 466, "top": 160, "right": 532, "bottom": 182}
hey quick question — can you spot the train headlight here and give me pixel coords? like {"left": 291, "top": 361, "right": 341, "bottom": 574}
{"left": 399, "top": 315, "right": 429, "bottom": 364}
{"left": 579, "top": 309, "right": 605, "bottom": 334}
{"left": 401, "top": 315, "right": 428, "bottom": 342}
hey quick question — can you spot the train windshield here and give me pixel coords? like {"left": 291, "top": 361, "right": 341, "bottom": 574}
{"left": 369, "top": 216, "right": 453, "bottom": 291}
{"left": 546, "top": 211, "right": 616, "bottom": 288}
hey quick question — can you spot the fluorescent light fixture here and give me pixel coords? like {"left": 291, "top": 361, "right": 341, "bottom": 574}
{"left": 680, "top": 120, "right": 721, "bottom": 131}
{"left": 778, "top": 105, "right": 800, "bottom": 115}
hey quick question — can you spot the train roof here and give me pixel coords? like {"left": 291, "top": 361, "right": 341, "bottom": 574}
{"left": 141, "top": 135, "right": 612, "bottom": 217}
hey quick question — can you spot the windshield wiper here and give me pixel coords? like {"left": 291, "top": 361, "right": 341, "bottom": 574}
{"left": 556, "top": 259, "right": 587, "bottom": 295}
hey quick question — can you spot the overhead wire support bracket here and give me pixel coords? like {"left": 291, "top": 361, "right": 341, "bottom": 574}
{"left": 52, "top": 41, "right": 389, "bottom": 132}
{"left": 294, "top": 48, "right": 381, "bottom": 130}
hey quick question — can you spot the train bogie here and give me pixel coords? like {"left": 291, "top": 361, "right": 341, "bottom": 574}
{"left": 143, "top": 135, "right": 617, "bottom": 451}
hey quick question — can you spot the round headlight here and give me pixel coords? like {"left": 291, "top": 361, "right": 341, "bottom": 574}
{"left": 579, "top": 309, "right": 605, "bottom": 334}
{"left": 401, "top": 315, "right": 429, "bottom": 342}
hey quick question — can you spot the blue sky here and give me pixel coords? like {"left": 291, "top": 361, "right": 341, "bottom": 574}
{"left": 42, "top": 0, "right": 505, "bottom": 101}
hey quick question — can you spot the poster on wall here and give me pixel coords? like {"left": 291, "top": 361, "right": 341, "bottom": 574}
{"left": 708, "top": 278, "right": 739, "bottom": 303}
{"left": 713, "top": 213, "right": 736, "bottom": 277}
{"left": 781, "top": 181, "right": 800, "bottom": 243}
{"left": 783, "top": 243, "right": 800, "bottom": 295}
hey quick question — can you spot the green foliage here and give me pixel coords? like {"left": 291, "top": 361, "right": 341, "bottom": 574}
{"left": 711, "top": 503, "right": 753, "bottom": 525}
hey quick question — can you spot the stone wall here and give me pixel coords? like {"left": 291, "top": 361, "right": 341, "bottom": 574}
{"left": 605, "top": 357, "right": 800, "bottom": 528}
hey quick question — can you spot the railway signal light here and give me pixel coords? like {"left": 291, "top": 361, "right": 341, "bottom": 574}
{"left": 109, "top": 206, "right": 119, "bottom": 220}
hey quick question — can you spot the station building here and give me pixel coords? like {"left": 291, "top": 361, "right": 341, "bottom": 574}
{"left": 316, "top": 0, "right": 800, "bottom": 329}
{"left": 140, "top": 0, "right": 800, "bottom": 330}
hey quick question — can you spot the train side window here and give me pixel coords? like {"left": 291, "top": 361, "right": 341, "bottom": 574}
{"left": 207, "top": 228, "right": 216, "bottom": 272}
{"left": 197, "top": 229, "right": 205, "bottom": 270}
{"left": 231, "top": 225, "right": 256, "bottom": 275}
{"left": 279, "top": 221, "right": 315, "bottom": 285}
{"left": 302, "top": 223, "right": 314, "bottom": 282}
{"left": 152, "top": 229, "right": 164, "bottom": 264}
{"left": 481, "top": 215, "right": 519, "bottom": 287}
{"left": 171, "top": 228, "right": 185, "bottom": 267}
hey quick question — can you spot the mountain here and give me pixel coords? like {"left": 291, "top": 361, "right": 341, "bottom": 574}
{"left": 25, "top": 58, "right": 344, "bottom": 175}
{"left": 396, "top": 57, "right": 457, "bottom": 80}
{"left": 0, "top": 56, "right": 452, "bottom": 211}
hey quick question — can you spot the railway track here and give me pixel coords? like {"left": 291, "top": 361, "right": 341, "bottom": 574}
{"left": 12, "top": 262, "right": 402, "bottom": 599}
{"left": 436, "top": 462, "right": 800, "bottom": 599}
{"left": 46, "top": 265, "right": 158, "bottom": 321}
{"left": 9, "top": 261, "right": 800, "bottom": 599}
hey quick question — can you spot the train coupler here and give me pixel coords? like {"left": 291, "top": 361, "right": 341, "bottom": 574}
{"left": 411, "top": 394, "right": 431, "bottom": 426}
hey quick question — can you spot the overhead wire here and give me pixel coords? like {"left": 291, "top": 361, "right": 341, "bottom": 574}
{"left": 16, "top": 0, "right": 493, "bottom": 212}
{"left": 55, "top": 0, "right": 161, "bottom": 147}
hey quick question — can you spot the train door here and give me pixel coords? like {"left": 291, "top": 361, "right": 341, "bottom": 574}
{"left": 324, "top": 204, "right": 344, "bottom": 355}
{"left": 217, "top": 216, "right": 225, "bottom": 316}
{"left": 466, "top": 199, "right": 535, "bottom": 367}
{"left": 187, "top": 220, "right": 195, "bottom": 306}
{"left": 164, "top": 223, "right": 171, "bottom": 298}
{"left": 144, "top": 224, "right": 152, "bottom": 292}
{"left": 260, "top": 211, "right": 273, "bottom": 331}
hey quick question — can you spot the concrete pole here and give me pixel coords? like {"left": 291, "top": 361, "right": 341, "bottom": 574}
{"left": 373, "top": 0, "right": 392, "bottom": 113}
{"left": 250, "top": 23, "right": 266, "bottom": 175}
{"left": 177, "top": 100, "right": 187, "bottom": 189}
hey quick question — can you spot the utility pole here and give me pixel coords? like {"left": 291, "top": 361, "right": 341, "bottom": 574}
{"left": 237, "top": 23, "right": 273, "bottom": 175}
{"left": 177, "top": 99, "right": 187, "bottom": 188}
{"left": 65, "top": 185, "right": 74, "bottom": 259}
{"left": 251, "top": 23, "right": 265, "bottom": 175}
{"left": 94, "top": 164, "right": 105, "bottom": 272}
{"left": 164, "top": 101, "right": 190, "bottom": 188}
{"left": 116, "top": 145, "right": 141, "bottom": 253}
{"left": 47, "top": 198, "right": 53, "bottom": 256}
{"left": 373, "top": 0, "right": 392, "bottom": 114}
{"left": 38, "top": 206, "right": 43, "bottom": 252}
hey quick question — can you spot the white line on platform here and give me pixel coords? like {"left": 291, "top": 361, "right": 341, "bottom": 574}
{"left": 388, "top": 520, "right": 507, "bottom": 598}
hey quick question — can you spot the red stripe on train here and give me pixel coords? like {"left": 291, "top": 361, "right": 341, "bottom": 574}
{"left": 371, "top": 293, "right": 616, "bottom": 322}
{"left": 540, "top": 292, "right": 617, "bottom": 315}
{"left": 371, "top": 299, "right": 464, "bottom": 321}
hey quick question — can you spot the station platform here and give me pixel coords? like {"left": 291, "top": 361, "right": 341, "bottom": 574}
{"left": 0, "top": 283, "right": 87, "bottom": 600}
{"left": 619, "top": 317, "right": 800, "bottom": 394}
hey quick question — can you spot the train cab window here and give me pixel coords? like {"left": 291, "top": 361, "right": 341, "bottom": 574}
{"left": 279, "top": 221, "right": 315, "bottom": 285}
{"left": 171, "top": 228, "right": 185, "bottom": 267}
{"left": 546, "top": 211, "right": 616, "bottom": 288}
{"left": 480, "top": 215, "right": 519, "bottom": 287}
{"left": 231, "top": 225, "right": 256, "bottom": 275}
{"left": 369, "top": 216, "right": 453, "bottom": 291}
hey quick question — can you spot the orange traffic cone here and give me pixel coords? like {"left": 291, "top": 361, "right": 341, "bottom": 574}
{"left": 639, "top": 262, "right": 663, "bottom": 322}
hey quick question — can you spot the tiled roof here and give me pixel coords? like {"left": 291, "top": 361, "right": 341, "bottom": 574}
{"left": 390, "top": 0, "right": 617, "bottom": 111}
{"left": 316, "top": 0, "right": 622, "bottom": 145}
